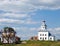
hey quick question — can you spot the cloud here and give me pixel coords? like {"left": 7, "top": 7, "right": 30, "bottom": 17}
{"left": 47, "top": 27, "right": 60, "bottom": 39}
{"left": 10, "top": 26, "right": 60, "bottom": 40}
{"left": 0, "top": 0, "right": 60, "bottom": 40}
{"left": 0, "top": 18, "right": 25, "bottom": 24}
{"left": 48, "top": 27, "right": 60, "bottom": 34}
{"left": 29, "top": 0, "right": 60, "bottom": 10}
{"left": 0, "top": 0, "right": 60, "bottom": 14}
{"left": 13, "top": 27, "right": 38, "bottom": 31}
{"left": 0, "top": 0, "right": 35, "bottom": 13}
{"left": 25, "top": 18, "right": 39, "bottom": 24}
{"left": 37, "top": 27, "right": 60, "bottom": 35}
{"left": 1, "top": 13, "right": 29, "bottom": 18}
{"left": 12, "top": 27, "right": 38, "bottom": 40}
{"left": 0, "top": 18, "right": 39, "bottom": 25}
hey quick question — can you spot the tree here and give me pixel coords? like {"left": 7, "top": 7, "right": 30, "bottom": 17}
{"left": 2, "top": 27, "right": 16, "bottom": 43}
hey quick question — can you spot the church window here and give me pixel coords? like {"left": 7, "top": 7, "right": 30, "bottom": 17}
{"left": 43, "top": 34, "right": 44, "bottom": 36}
{"left": 45, "top": 34, "right": 46, "bottom": 36}
{"left": 40, "top": 37, "right": 42, "bottom": 39}
{"left": 45, "top": 37, "right": 47, "bottom": 40}
{"left": 50, "top": 38, "right": 52, "bottom": 40}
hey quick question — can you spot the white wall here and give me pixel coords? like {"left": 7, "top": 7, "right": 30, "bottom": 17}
{"left": 49, "top": 36, "right": 55, "bottom": 41}
{"left": 38, "top": 31, "right": 49, "bottom": 41}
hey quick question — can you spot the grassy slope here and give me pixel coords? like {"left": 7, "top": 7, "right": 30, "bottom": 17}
{"left": 0, "top": 41, "right": 60, "bottom": 46}
{"left": 16, "top": 41, "right": 60, "bottom": 46}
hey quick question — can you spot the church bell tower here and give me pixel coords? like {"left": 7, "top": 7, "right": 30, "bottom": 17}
{"left": 40, "top": 20, "right": 47, "bottom": 31}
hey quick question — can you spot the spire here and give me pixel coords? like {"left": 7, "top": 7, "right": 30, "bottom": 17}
{"left": 40, "top": 20, "right": 47, "bottom": 31}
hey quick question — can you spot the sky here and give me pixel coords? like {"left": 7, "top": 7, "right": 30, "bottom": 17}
{"left": 0, "top": 0, "right": 60, "bottom": 40}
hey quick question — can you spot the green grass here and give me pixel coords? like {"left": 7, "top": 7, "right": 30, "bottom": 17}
{"left": 0, "top": 41, "right": 60, "bottom": 46}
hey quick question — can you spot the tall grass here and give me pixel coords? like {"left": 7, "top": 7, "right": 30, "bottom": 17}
{"left": 1, "top": 43, "right": 16, "bottom": 46}
{"left": 0, "top": 41, "right": 60, "bottom": 46}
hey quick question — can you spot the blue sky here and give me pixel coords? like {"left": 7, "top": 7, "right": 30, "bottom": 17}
{"left": 0, "top": 0, "right": 60, "bottom": 40}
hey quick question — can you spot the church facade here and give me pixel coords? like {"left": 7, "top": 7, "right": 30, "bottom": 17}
{"left": 38, "top": 21, "right": 55, "bottom": 41}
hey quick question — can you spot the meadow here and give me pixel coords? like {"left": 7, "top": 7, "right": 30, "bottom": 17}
{"left": 0, "top": 40, "right": 60, "bottom": 46}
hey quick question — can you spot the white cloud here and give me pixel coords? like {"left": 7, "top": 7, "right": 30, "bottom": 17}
{"left": 23, "top": 18, "right": 40, "bottom": 24}
{"left": 0, "top": 0, "right": 60, "bottom": 40}
{"left": 40, "top": 0, "right": 54, "bottom": 3}
{"left": 47, "top": 27, "right": 60, "bottom": 35}
{"left": 0, "top": 0, "right": 60, "bottom": 14}
{"left": 0, "top": 18, "right": 39, "bottom": 25}
{"left": 28, "top": 27, "right": 37, "bottom": 31}
{"left": 0, "top": 18, "right": 25, "bottom": 24}
{"left": 25, "top": 19, "right": 39, "bottom": 24}
{"left": 13, "top": 27, "right": 38, "bottom": 32}
{"left": 0, "top": 0, "right": 35, "bottom": 13}
{"left": 1, "top": 13, "right": 29, "bottom": 18}
{"left": 54, "top": 27, "right": 60, "bottom": 31}
{"left": 11, "top": 26, "right": 60, "bottom": 40}
{"left": 12, "top": 27, "right": 38, "bottom": 39}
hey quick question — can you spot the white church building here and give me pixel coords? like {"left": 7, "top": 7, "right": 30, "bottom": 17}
{"left": 38, "top": 21, "right": 55, "bottom": 41}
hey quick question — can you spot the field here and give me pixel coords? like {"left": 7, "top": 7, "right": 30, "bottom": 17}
{"left": 0, "top": 40, "right": 60, "bottom": 46}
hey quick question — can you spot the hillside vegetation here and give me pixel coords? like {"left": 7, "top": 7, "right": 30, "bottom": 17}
{"left": 0, "top": 40, "right": 60, "bottom": 46}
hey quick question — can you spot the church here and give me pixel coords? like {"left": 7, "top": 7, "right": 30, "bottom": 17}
{"left": 38, "top": 21, "right": 55, "bottom": 41}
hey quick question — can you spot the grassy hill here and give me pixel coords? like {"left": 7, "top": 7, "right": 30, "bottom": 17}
{"left": 0, "top": 40, "right": 60, "bottom": 46}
